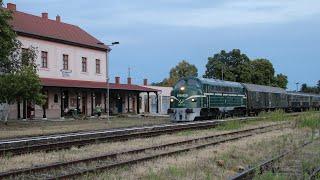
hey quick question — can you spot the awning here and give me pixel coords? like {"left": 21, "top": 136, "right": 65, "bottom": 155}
{"left": 40, "top": 78, "right": 159, "bottom": 92}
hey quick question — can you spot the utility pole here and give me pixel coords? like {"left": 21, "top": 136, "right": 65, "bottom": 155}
{"left": 106, "top": 42, "right": 119, "bottom": 123}
{"left": 296, "top": 82, "right": 300, "bottom": 92}
{"left": 221, "top": 66, "right": 224, "bottom": 80}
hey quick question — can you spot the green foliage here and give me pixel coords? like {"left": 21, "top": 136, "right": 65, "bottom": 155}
{"left": 0, "top": 67, "right": 45, "bottom": 105}
{"left": 274, "top": 74, "right": 288, "bottom": 89}
{"left": 259, "top": 110, "right": 286, "bottom": 122}
{"left": 296, "top": 111, "right": 320, "bottom": 130}
{"left": 251, "top": 59, "right": 275, "bottom": 85}
{"left": 203, "top": 49, "right": 251, "bottom": 82}
{"left": 153, "top": 60, "right": 198, "bottom": 87}
{"left": 203, "top": 49, "right": 288, "bottom": 89}
{"left": 215, "top": 120, "right": 243, "bottom": 131}
{"left": 300, "top": 82, "right": 320, "bottom": 94}
{"left": 0, "top": 2, "right": 22, "bottom": 73}
{"left": 253, "top": 171, "right": 287, "bottom": 180}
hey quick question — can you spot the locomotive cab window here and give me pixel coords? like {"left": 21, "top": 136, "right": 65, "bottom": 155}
{"left": 174, "top": 80, "right": 186, "bottom": 89}
{"left": 187, "top": 79, "right": 200, "bottom": 88}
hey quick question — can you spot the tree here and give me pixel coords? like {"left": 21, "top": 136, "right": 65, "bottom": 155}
{"left": 0, "top": 1, "right": 21, "bottom": 73}
{"left": 274, "top": 73, "right": 288, "bottom": 89}
{"left": 154, "top": 60, "right": 198, "bottom": 87}
{"left": 300, "top": 81, "right": 320, "bottom": 94}
{"left": 0, "top": 3, "right": 44, "bottom": 124}
{"left": 317, "top": 80, "right": 320, "bottom": 89}
{"left": 251, "top": 59, "right": 275, "bottom": 86}
{"left": 301, "top": 84, "right": 308, "bottom": 92}
{"left": 203, "top": 49, "right": 288, "bottom": 88}
{"left": 203, "top": 49, "right": 252, "bottom": 82}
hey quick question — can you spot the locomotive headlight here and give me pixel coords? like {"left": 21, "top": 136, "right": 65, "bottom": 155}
{"left": 180, "top": 86, "right": 185, "bottom": 91}
{"left": 191, "top": 98, "right": 196, "bottom": 102}
{"left": 170, "top": 98, "right": 174, "bottom": 102}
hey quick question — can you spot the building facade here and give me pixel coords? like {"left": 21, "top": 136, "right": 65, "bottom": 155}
{"left": 4, "top": 3, "right": 158, "bottom": 120}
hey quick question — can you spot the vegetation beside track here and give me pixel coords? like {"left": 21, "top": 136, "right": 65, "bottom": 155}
{"left": 0, "top": 116, "right": 169, "bottom": 139}
{"left": 85, "top": 128, "right": 302, "bottom": 179}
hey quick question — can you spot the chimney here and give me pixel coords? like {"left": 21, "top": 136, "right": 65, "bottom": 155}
{"left": 7, "top": 3, "right": 16, "bottom": 11}
{"left": 127, "top": 77, "right": 132, "bottom": 85}
{"left": 42, "top": 12, "right": 48, "bottom": 19}
{"left": 143, "top": 79, "right": 148, "bottom": 86}
{"left": 115, "top": 77, "right": 120, "bottom": 84}
{"left": 56, "top": 15, "right": 61, "bottom": 22}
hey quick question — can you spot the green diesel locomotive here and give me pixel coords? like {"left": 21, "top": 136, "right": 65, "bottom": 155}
{"left": 168, "top": 77, "right": 247, "bottom": 121}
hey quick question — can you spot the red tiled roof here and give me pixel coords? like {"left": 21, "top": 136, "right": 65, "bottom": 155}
{"left": 7, "top": 9, "right": 109, "bottom": 51}
{"left": 40, "top": 78, "right": 159, "bottom": 92}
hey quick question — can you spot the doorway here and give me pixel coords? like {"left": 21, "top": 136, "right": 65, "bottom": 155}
{"left": 82, "top": 92, "right": 87, "bottom": 115}
{"left": 116, "top": 96, "right": 123, "bottom": 113}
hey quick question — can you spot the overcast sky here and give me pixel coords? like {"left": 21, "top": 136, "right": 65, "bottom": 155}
{"left": 5, "top": 0, "right": 320, "bottom": 90}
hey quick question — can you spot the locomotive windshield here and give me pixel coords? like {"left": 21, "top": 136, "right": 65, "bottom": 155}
{"left": 174, "top": 79, "right": 201, "bottom": 90}
{"left": 174, "top": 80, "right": 186, "bottom": 89}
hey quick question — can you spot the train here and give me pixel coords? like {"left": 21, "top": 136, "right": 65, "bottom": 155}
{"left": 168, "top": 77, "right": 320, "bottom": 122}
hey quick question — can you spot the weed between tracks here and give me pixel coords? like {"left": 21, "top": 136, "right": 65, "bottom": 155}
{"left": 83, "top": 128, "right": 310, "bottom": 180}
{"left": 253, "top": 139, "right": 320, "bottom": 180}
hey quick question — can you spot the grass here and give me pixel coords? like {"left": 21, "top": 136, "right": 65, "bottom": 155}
{"left": 296, "top": 111, "right": 320, "bottom": 129}
{"left": 86, "top": 127, "right": 306, "bottom": 179}
{"left": 0, "top": 116, "right": 170, "bottom": 139}
{"left": 253, "top": 172, "right": 287, "bottom": 180}
{"left": 215, "top": 120, "right": 243, "bottom": 131}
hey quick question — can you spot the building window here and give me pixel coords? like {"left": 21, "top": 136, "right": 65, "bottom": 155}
{"left": 41, "top": 51, "right": 48, "bottom": 68}
{"left": 63, "top": 54, "right": 68, "bottom": 70}
{"left": 81, "top": 57, "right": 87, "bottom": 72}
{"left": 96, "top": 59, "right": 100, "bottom": 74}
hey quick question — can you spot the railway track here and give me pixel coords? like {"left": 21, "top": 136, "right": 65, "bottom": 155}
{"left": 0, "top": 117, "right": 261, "bottom": 156}
{"left": 0, "top": 122, "right": 290, "bottom": 179}
{"left": 231, "top": 137, "right": 320, "bottom": 180}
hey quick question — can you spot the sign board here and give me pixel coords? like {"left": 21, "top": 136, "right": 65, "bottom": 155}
{"left": 61, "top": 70, "right": 72, "bottom": 77}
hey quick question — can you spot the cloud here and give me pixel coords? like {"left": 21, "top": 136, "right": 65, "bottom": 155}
{"left": 83, "top": 0, "right": 320, "bottom": 29}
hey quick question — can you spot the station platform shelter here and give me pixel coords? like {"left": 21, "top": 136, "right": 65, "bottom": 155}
{"left": 9, "top": 77, "right": 160, "bottom": 120}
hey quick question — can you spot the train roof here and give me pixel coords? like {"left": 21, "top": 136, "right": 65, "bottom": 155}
{"left": 286, "top": 91, "right": 320, "bottom": 97}
{"left": 241, "top": 83, "right": 286, "bottom": 93}
{"left": 198, "top": 78, "right": 243, "bottom": 88}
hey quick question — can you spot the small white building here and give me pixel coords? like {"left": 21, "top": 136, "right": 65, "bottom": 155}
{"left": 140, "top": 80, "right": 173, "bottom": 115}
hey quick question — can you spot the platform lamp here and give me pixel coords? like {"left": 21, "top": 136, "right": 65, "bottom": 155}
{"left": 106, "top": 42, "right": 120, "bottom": 122}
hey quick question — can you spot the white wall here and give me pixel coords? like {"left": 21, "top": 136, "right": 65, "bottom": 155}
{"left": 140, "top": 86, "right": 173, "bottom": 114}
{"left": 18, "top": 36, "right": 107, "bottom": 82}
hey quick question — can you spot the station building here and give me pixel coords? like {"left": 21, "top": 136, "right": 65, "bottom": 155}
{"left": 4, "top": 3, "right": 161, "bottom": 120}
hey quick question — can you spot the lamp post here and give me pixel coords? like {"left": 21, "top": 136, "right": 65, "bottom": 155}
{"left": 106, "top": 42, "right": 119, "bottom": 122}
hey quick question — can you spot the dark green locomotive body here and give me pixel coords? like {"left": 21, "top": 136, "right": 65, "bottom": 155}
{"left": 169, "top": 77, "right": 247, "bottom": 121}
